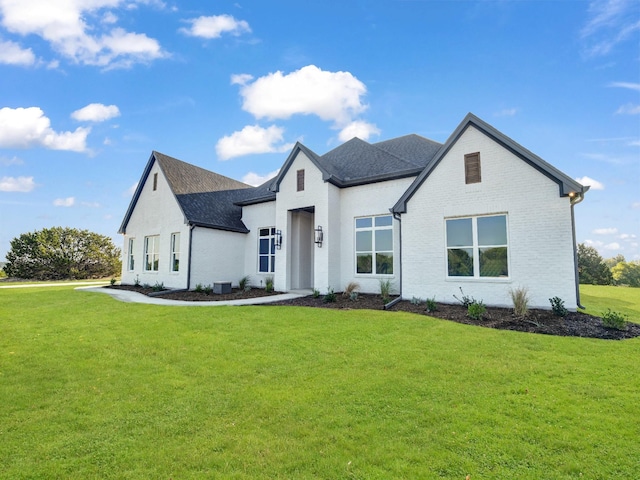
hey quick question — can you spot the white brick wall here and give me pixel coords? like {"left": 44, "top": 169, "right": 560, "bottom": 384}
{"left": 190, "top": 227, "right": 246, "bottom": 288}
{"left": 241, "top": 201, "right": 276, "bottom": 289}
{"left": 401, "top": 125, "right": 578, "bottom": 309}
{"left": 120, "top": 163, "right": 190, "bottom": 289}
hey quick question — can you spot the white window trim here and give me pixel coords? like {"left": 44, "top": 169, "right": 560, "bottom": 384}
{"left": 444, "top": 213, "right": 510, "bottom": 281}
{"left": 170, "top": 232, "right": 180, "bottom": 273}
{"left": 144, "top": 235, "right": 160, "bottom": 272}
{"left": 258, "top": 227, "right": 276, "bottom": 274}
{"left": 354, "top": 214, "right": 394, "bottom": 276}
{"left": 128, "top": 238, "right": 135, "bottom": 272}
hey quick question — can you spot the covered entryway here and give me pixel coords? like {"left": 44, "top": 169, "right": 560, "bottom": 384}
{"left": 289, "top": 207, "right": 315, "bottom": 289}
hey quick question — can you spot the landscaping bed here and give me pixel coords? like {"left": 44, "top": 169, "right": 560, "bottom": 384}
{"left": 106, "top": 284, "right": 639, "bottom": 340}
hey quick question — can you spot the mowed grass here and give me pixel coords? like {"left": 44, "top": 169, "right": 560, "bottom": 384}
{"left": 1, "top": 286, "right": 639, "bottom": 478}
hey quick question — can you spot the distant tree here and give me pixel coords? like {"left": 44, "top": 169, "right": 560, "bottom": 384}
{"left": 3, "top": 227, "right": 121, "bottom": 280}
{"left": 604, "top": 254, "right": 626, "bottom": 269}
{"left": 611, "top": 261, "right": 640, "bottom": 287}
{"left": 577, "top": 243, "right": 613, "bottom": 285}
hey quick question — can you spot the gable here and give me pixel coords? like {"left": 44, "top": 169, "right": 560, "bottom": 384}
{"left": 393, "top": 113, "right": 589, "bottom": 214}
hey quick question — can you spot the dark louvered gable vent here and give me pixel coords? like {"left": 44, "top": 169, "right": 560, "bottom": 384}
{"left": 464, "top": 152, "right": 481, "bottom": 184}
{"left": 297, "top": 169, "right": 305, "bottom": 191}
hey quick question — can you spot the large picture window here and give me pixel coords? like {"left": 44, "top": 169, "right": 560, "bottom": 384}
{"left": 144, "top": 235, "right": 160, "bottom": 271}
{"left": 446, "top": 214, "right": 508, "bottom": 278}
{"left": 258, "top": 227, "right": 276, "bottom": 273}
{"left": 355, "top": 215, "right": 393, "bottom": 275}
{"left": 128, "top": 238, "right": 135, "bottom": 271}
{"left": 170, "top": 232, "right": 180, "bottom": 272}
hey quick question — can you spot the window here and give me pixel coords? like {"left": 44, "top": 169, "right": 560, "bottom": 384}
{"left": 464, "top": 152, "right": 481, "bottom": 184}
{"left": 170, "top": 233, "right": 180, "bottom": 272}
{"left": 355, "top": 215, "right": 393, "bottom": 275}
{"left": 153, "top": 172, "right": 158, "bottom": 191}
{"left": 297, "top": 169, "right": 305, "bottom": 192}
{"left": 128, "top": 238, "right": 135, "bottom": 271}
{"left": 258, "top": 227, "right": 276, "bottom": 273}
{"left": 144, "top": 235, "right": 160, "bottom": 271}
{"left": 446, "top": 214, "right": 508, "bottom": 278}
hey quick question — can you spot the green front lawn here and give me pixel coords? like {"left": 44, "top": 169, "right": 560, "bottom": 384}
{"left": 1, "top": 286, "right": 639, "bottom": 478}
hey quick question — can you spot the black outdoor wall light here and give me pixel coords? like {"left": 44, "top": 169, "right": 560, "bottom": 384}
{"left": 314, "top": 226, "right": 323, "bottom": 247}
{"left": 275, "top": 229, "right": 282, "bottom": 250}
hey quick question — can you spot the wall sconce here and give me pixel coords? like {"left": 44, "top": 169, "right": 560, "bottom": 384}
{"left": 275, "top": 229, "right": 282, "bottom": 250}
{"left": 314, "top": 225, "right": 323, "bottom": 247}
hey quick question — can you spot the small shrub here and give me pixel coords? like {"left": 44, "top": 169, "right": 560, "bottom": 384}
{"left": 312, "top": 288, "right": 320, "bottom": 298}
{"left": 152, "top": 281, "right": 164, "bottom": 292}
{"left": 349, "top": 291, "right": 359, "bottom": 301}
{"left": 425, "top": 297, "right": 437, "bottom": 313}
{"left": 601, "top": 309, "right": 627, "bottom": 330}
{"left": 549, "top": 296, "right": 568, "bottom": 317}
{"left": 265, "top": 276, "right": 274, "bottom": 293}
{"left": 453, "top": 287, "right": 476, "bottom": 308}
{"left": 142, "top": 283, "right": 150, "bottom": 289}
{"left": 343, "top": 281, "right": 360, "bottom": 298}
{"left": 467, "top": 300, "right": 486, "bottom": 320}
{"left": 323, "top": 288, "right": 336, "bottom": 303}
{"left": 203, "top": 284, "right": 213, "bottom": 295}
{"left": 110, "top": 277, "right": 116, "bottom": 286}
{"left": 380, "top": 279, "right": 392, "bottom": 303}
{"left": 509, "top": 286, "right": 530, "bottom": 317}
{"left": 134, "top": 275, "right": 140, "bottom": 287}
{"left": 195, "top": 283, "right": 204, "bottom": 293}
{"left": 410, "top": 296, "right": 424, "bottom": 305}
{"left": 239, "top": 275, "right": 251, "bottom": 291}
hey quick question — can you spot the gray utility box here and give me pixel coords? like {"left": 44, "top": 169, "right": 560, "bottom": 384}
{"left": 213, "top": 281, "right": 232, "bottom": 294}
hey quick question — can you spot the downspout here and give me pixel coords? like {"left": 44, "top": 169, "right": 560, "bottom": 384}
{"left": 186, "top": 224, "right": 195, "bottom": 290}
{"left": 384, "top": 211, "right": 403, "bottom": 310}
{"left": 570, "top": 192, "right": 585, "bottom": 309}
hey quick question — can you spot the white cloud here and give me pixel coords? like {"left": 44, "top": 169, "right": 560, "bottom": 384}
{"left": 495, "top": 108, "right": 517, "bottom": 117}
{"left": 609, "top": 81, "right": 640, "bottom": 91}
{"left": 216, "top": 124, "right": 295, "bottom": 161}
{"left": 125, "top": 181, "right": 138, "bottom": 196}
{"left": 0, "top": 39, "right": 35, "bottom": 65}
{"left": 0, "top": 0, "right": 167, "bottom": 68}
{"left": 235, "top": 65, "right": 368, "bottom": 125}
{"left": 180, "top": 14, "right": 251, "bottom": 39}
{"left": 231, "top": 73, "right": 253, "bottom": 85}
{"left": 584, "top": 239, "right": 604, "bottom": 247}
{"left": 575, "top": 175, "right": 604, "bottom": 190}
{"left": 603, "top": 242, "right": 621, "bottom": 250}
{"left": 615, "top": 103, "right": 640, "bottom": 115}
{"left": 71, "top": 103, "right": 120, "bottom": 122}
{"left": 241, "top": 169, "right": 280, "bottom": 187}
{"left": 81, "top": 201, "right": 101, "bottom": 207}
{"left": 632, "top": 202, "right": 640, "bottom": 209}
{"left": 581, "top": 0, "right": 640, "bottom": 56}
{"left": 0, "top": 175, "right": 35, "bottom": 192}
{"left": 338, "top": 120, "right": 381, "bottom": 142}
{"left": 0, "top": 155, "right": 23, "bottom": 166}
{"left": 593, "top": 227, "right": 618, "bottom": 235}
{"left": 619, "top": 233, "right": 637, "bottom": 240}
{"left": 0, "top": 106, "right": 90, "bottom": 152}
{"left": 53, "top": 196, "right": 75, "bottom": 207}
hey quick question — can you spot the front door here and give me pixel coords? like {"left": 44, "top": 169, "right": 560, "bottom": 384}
{"left": 290, "top": 208, "right": 314, "bottom": 289}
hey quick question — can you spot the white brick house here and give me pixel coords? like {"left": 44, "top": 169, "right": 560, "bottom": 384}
{"left": 119, "top": 113, "right": 588, "bottom": 309}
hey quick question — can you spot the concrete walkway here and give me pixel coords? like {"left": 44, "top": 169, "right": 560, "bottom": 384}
{"left": 77, "top": 286, "right": 312, "bottom": 306}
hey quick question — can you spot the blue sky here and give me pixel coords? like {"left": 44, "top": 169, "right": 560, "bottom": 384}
{"left": 0, "top": 0, "right": 638, "bottom": 262}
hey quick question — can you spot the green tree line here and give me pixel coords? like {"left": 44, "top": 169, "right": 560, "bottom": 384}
{"left": 578, "top": 243, "right": 640, "bottom": 287}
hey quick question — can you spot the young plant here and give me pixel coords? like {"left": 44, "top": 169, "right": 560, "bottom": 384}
{"left": 343, "top": 281, "right": 360, "bottom": 298}
{"left": 425, "top": 297, "right": 437, "bottom": 313}
{"left": 379, "top": 279, "right": 392, "bottom": 303}
{"left": 239, "top": 275, "right": 251, "bottom": 292}
{"left": 467, "top": 300, "right": 486, "bottom": 320}
{"left": 265, "top": 276, "right": 274, "bottom": 293}
{"left": 323, "top": 288, "right": 336, "bottom": 303}
{"left": 549, "top": 296, "right": 568, "bottom": 317}
{"left": 453, "top": 287, "right": 476, "bottom": 308}
{"left": 152, "top": 281, "right": 164, "bottom": 292}
{"left": 410, "top": 296, "right": 424, "bottom": 305}
{"left": 509, "top": 286, "right": 530, "bottom": 317}
{"left": 203, "top": 284, "right": 213, "bottom": 295}
{"left": 349, "top": 291, "right": 359, "bottom": 301}
{"left": 110, "top": 277, "right": 117, "bottom": 286}
{"left": 312, "top": 288, "right": 321, "bottom": 299}
{"left": 195, "top": 283, "right": 204, "bottom": 293}
{"left": 134, "top": 275, "right": 140, "bottom": 287}
{"left": 601, "top": 309, "right": 627, "bottom": 330}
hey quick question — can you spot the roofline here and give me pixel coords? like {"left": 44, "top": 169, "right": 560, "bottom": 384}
{"left": 270, "top": 142, "right": 329, "bottom": 192}
{"left": 392, "top": 113, "right": 589, "bottom": 214}
{"left": 328, "top": 168, "right": 424, "bottom": 188}
{"left": 234, "top": 195, "right": 276, "bottom": 207}
{"left": 189, "top": 221, "right": 249, "bottom": 234}
{"left": 118, "top": 151, "right": 157, "bottom": 234}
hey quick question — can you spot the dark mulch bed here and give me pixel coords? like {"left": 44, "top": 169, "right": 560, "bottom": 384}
{"left": 107, "top": 284, "right": 282, "bottom": 302}
{"left": 106, "top": 285, "right": 639, "bottom": 340}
